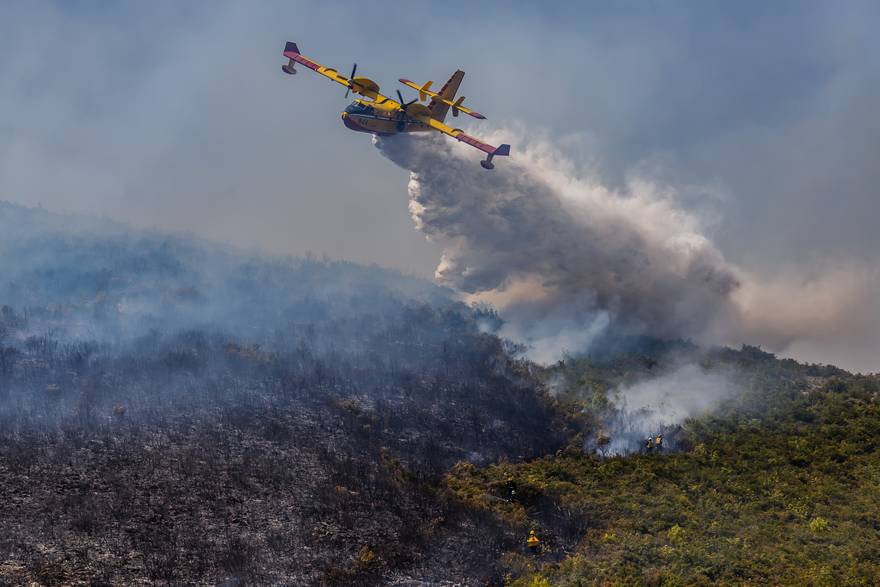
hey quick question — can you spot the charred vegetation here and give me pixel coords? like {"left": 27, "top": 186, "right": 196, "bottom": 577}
{"left": 1, "top": 202, "right": 878, "bottom": 585}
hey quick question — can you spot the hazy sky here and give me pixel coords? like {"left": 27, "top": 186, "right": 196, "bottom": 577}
{"left": 1, "top": 1, "right": 879, "bottom": 369}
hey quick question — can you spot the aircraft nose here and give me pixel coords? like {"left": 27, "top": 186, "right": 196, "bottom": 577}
{"left": 341, "top": 111, "right": 363, "bottom": 132}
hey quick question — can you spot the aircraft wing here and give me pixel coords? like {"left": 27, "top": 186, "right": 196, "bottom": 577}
{"left": 424, "top": 117, "right": 511, "bottom": 160}
{"left": 282, "top": 42, "right": 400, "bottom": 107}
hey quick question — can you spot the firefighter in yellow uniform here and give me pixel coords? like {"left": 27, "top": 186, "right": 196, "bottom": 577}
{"left": 527, "top": 529, "right": 541, "bottom": 549}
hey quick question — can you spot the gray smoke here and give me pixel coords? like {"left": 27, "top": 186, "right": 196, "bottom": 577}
{"left": 376, "top": 132, "right": 741, "bottom": 361}
{"left": 375, "top": 131, "right": 880, "bottom": 373}
{"left": 601, "top": 364, "right": 737, "bottom": 455}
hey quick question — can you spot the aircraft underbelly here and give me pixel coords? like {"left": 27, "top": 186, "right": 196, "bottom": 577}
{"left": 342, "top": 113, "right": 395, "bottom": 135}
{"left": 342, "top": 112, "right": 430, "bottom": 136}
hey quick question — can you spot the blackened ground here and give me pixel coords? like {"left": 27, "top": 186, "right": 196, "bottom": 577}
{"left": 0, "top": 304, "right": 567, "bottom": 585}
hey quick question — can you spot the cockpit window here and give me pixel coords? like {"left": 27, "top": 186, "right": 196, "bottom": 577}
{"left": 344, "top": 102, "right": 373, "bottom": 115}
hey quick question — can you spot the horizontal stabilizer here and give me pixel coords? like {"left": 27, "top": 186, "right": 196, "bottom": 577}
{"left": 399, "top": 78, "right": 487, "bottom": 119}
{"left": 418, "top": 80, "right": 433, "bottom": 102}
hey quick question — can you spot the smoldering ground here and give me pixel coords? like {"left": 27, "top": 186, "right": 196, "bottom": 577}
{"left": 600, "top": 364, "right": 738, "bottom": 455}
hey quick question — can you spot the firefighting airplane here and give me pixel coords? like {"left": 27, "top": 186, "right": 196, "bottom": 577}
{"left": 281, "top": 42, "right": 510, "bottom": 169}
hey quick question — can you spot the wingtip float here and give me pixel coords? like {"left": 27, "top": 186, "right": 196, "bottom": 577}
{"left": 281, "top": 41, "right": 510, "bottom": 170}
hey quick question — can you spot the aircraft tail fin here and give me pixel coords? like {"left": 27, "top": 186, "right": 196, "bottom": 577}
{"left": 429, "top": 70, "right": 464, "bottom": 122}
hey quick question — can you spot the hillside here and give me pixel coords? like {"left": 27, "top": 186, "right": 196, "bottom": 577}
{"left": 451, "top": 348, "right": 880, "bottom": 585}
{"left": 0, "top": 202, "right": 563, "bottom": 584}
{"left": 0, "top": 202, "right": 878, "bottom": 585}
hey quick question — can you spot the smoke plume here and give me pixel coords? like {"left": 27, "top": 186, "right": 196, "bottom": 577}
{"left": 375, "top": 131, "right": 880, "bottom": 373}
{"left": 601, "top": 364, "right": 736, "bottom": 455}
{"left": 376, "top": 132, "right": 740, "bottom": 360}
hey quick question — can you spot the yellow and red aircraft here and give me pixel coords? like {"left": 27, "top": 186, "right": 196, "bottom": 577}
{"left": 281, "top": 42, "right": 510, "bottom": 169}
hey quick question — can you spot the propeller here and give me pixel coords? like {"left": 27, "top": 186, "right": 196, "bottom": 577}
{"left": 396, "top": 90, "right": 418, "bottom": 117}
{"left": 344, "top": 63, "right": 358, "bottom": 98}
{"left": 395, "top": 89, "right": 419, "bottom": 131}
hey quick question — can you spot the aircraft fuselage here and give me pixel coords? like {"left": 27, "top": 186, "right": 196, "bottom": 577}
{"left": 341, "top": 101, "right": 431, "bottom": 136}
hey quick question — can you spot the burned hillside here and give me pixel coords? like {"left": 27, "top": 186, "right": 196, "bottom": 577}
{"left": 0, "top": 202, "right": 564, "bottom": 584}
{"left": 2, "top": 201, "right": 879, "bottom": 585}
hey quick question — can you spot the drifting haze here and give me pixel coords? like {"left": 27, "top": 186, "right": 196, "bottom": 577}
{"left": 0, "top": 201, "right": 450, "bottom": 351}
{"left": 1, "top": 1, "right": 879, "bottom": 370}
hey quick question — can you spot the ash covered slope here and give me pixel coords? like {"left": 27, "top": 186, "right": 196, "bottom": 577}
{"left": 2, "top": 201, "right": 877, "bottom": 585}
{"left": 0, "top": 202, "right": 565, "bottom": 585}
{"left": 0, "top": 200, "right": 447, "bottom": 346}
